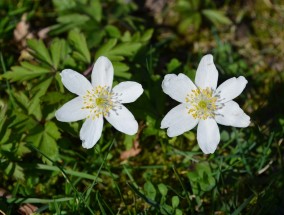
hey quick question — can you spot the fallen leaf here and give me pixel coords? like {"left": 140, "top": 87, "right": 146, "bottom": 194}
{"left": 120, "top": 123, "right": 145, "bottom": 160}
{"left": 38, "top": 27, "right": 50, "bottom": 39}
{"left": 120, "top": 140, "right": 141, "bottom": 160}
{"left": 14, "top": 13, "right": 34, "bottom": 47}
{"left": 18, "top": 204, "right": 38, "bottom": 215}
{"left": 0, "top": 188, "right": 38, "bottom": 215}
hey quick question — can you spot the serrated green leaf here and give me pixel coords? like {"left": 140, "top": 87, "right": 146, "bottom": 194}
{"left": 121, "top": 31, "right": 132, "bottom": 42}
{"left": 52, "top": 0, "right": 76, "bottom": 11}
{"left": 68, "top": 30, "right": 90, "bottom": 63}
{"left": 9, "top": 110, "right": 38, "bottom": 132}
{"left": 31, "top": 77, "right": 53, "bottom": 96}
{"left": 27, "top": 39, "right": 53, "bottom": 65}
{"left": 21, "top": 62, "right": 50, "bottom": 73}
{"left": 55, "top": 72, "right": 65, "bottom": 93}
{"left": 5, "top": 162, "right": 25, "bottom": 180}
{"left": 166, "top": 58, "right": 181, "bottom": 73}
{"left": 95, "top": 38, "right": 117, "bottom": 58}
{"left": 45, "top": 121, "right": 61, "bottom": 140}
{"left": 13, "top": 91, "right": 29, "bottom": 111}
{"left": 0, "top": 128, "right": 11, "bottom": 144}
{"left": 141, "top": 29, "right": 154, "bottom": 42}
{"left": 105, "top": 55, "right": 125, "bottom": 61}
{"left": 112, "top": 62, "right": 131, "bottom": 78}
{"left": 131, "top": 32, "right": 141, "bottom": 42}
{"left": 16, "top": 142, "right": 31, "bottom": 156}
{"left": 2, "top": 65, "right": 50, "bottom": 82}
{"left": 50, "top": 38, "right": 64, "bottom": 69}
{"left": 42, "top": 91, "right": 69, "bottom": 105}
{"left": 72, "top": 51, "right": 88, "bottom": 62}
{"left": 41, "top": 132, "right": 59, "bottom": 164}
{"left": 28, "top": 97, "right": 42, "bottom": 121}
{"left": 89, "top": 0, "right": 102, "bottom": 22}
{"left": 105, "top": 25, "right": 121, "bottom": 38}
{"left": 26, "top": 122, "right": 59, "bottom": 164}
{"left": 28, "top": 77, "right": 53, "bottom": 120}
{"left": 109, "top": 42, "right": 142, "bottom": 57}
{"left": 178, "top": 13, "right": 202, "bottom": 32}
{"left": 57, "top": 14, "right": 90, "bottom": 24}
{"left": 202, "top": 9, "right": 232, "bottom": 26}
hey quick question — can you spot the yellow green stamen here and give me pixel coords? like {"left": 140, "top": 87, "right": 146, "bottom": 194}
{"left": 82, "top": 86, "right": 120, "bottom": 120}
{"left": 185, "top": 87, "right": 218, "bottom": 120}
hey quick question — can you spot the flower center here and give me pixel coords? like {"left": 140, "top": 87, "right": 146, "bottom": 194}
{"left": 185, "top": 88, "right": 218, "bottom": 120}
{"left": 82, "top": 86, "right": 121, "bottom": 120}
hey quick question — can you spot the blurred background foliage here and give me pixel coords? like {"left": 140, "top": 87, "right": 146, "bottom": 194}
{"left": 0, "top": 0, "right": 283, "bottom": 214}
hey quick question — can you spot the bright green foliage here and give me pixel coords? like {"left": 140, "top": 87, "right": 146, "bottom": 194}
{"left": 68, "top": 30, "right": 91, "bottom": 64}
{"left": 0, "top": 0, "right": 284, "bottom": 214}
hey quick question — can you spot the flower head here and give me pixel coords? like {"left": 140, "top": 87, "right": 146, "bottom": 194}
{"left": 161, "top": 54, "right": 250, "bottom": 154}
{"left": 55, "top": 56, "right": 143, "bottom": 149}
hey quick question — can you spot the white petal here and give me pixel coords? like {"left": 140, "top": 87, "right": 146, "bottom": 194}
{"left": 215, "top": 76, "right": 248, "bottom": 103}
{"left": 197, "top": 119, "right": 220, "bottom": 154}
{"left": 80, "top": 117, "right": 104, "bottom": 149}
{"left": 215, "top": 101, "right": 250, "bottom": 127}
{"left": 161, "top": 103, "right": 191, "bottom": 128}
{"left": 55, "top": 97, "right": 89, "bottom": 122}
{"left": 162, "top": 73, "right": 196, "bottom": 103}
{"left": 105, "top": 105, "right": 138, "bottom": 135}
{"left": 60, "top": 69, "right": 93, "bottom": 96}
{"left": 91, "top": 56, "right": 114, "bottom": 88}
{"left": 195, "top": 54, "right": 218, "bottom": 90}
{"left": 112, "top": 81, "right": 143, "bottom": 104}
{"left": 161, "top": 104, "right": 199, "bottom": 137}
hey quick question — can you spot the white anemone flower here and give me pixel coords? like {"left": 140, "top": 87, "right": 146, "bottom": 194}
{"left": 55, "top": 56, "right": 143, "bottom": 149}
{"left": 161, "top": 54, "right": 250, "bottom": 154}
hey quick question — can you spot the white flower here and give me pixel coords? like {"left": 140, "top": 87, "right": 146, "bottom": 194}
{"left": 55, "top": 56, "right": 143, "bottom": 149}
{"left": 161, "top": 54, "right": 250, "bottom": 154}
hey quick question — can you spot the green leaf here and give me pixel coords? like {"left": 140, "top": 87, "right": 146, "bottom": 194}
{"left": 2, "top": 63, "right": 50, "bottom": 82}
{"left": 89, "top": 0, "right": 102, "bottom": 22}
{"left": 144, "top": 181, "right": 156, "bottom": 201}
{"left": 45, "top": 121, "right": 61, "bottom": 140}
{"left": 57, "top": 14, "right": 89, "bottom": 24}
{"left": 105, "top": 25, "right": 121, "bottom": 38}
{"left": 13, "top": 91, "right": 29, "bottom": 111}
{"left": 95, "top": 39, "right": 142, "bottom": 61}
{"left": 27, "top": 121, "right": 60, "bottom": 164}
{"left": 166, "top": 58, "right": 181, "bottom": 73}
{"left": 5, "top": 162, "right": 25, "bottom": 180}
{"left": 141, "top": 29, "right": 154, "bottom": 42}
{"left": 27, "top": 39, "right": 53, "bottom": 65}
{"left": 52, "top": 0, "right": 76, "bottom": 11}
{"left": 68, "top": 30, "right": 90, "bottom": 63}
{"left": 202, "top": 9, "right": 232, "bottom": 26}
{"left": 109, "top": 42, "right": 142, "bottom": 57}
{"left": 50, "top": 38, "right": 65, "bottom": 69}
{"left": 95, "top": 38, "right": 118, "bottom": 58}
{"left": 28, "top": 77, "right": 53, "bottom": 120}
{"left": 187, "top": 162, "right": 215, "bottom": 193}
{"left": 178, "top": 13, "right": 202, "bottom": 32}
{"left": 171, "top": 196, "right": 180, "bottom": 208}
{"left": 175, "top": 209, "right": 183, "bottom": 215}
{"left": 40, "top": 131, "right": 59, "bottom": 164}
{"left": 112, "top": 62, "right": 131, "bottom": 78}
{"left": 158, "top": 183, "right": 168, "bottom": 196}
{"left": 16, "top": 142, "right": 31, "bottom": 157}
